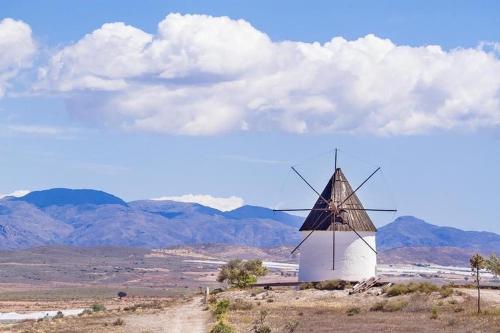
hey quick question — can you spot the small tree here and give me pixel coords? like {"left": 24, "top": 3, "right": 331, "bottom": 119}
{"left": 470, "top": 253, "right": 485, "bottom": 314}
{"left": 117, "top": 291, "right": 127, "bottom": 299}
{"left": 485, "top": 254, "right": 500, "bottom": 279}
{"left": 217, "top": 259, "right": 267, "bottom": 288}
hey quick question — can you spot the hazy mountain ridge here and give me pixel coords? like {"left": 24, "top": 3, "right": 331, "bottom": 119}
{"left": 0, "top": 189, "right": 499, "bottom": 260}
{"left": 0, "top": 189, "right": 301, "bottom": 249}
{"left": 378, "top": 216, "right": 500, "bottom": 253}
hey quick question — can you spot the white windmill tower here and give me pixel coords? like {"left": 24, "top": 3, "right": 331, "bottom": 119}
{"left": 275, "top": 149, "right": 396, "bottom": 282}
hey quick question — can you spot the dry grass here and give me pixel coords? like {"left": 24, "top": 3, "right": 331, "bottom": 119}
{"left": 218, "top": 287, "right": 500, "bottom": 333}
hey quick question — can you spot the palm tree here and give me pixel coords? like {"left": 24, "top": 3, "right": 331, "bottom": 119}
{"left": 470, "top": 253, "right": 485, "bottom": 314}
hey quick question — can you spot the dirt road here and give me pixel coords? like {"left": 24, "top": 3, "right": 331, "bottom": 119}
{"left": 125, "top": 297, "right": 209, "bottom": 333}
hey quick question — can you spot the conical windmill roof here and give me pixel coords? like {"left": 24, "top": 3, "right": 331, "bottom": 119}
{"left": 299, "top": 168, "right": 377, "bottom": 232}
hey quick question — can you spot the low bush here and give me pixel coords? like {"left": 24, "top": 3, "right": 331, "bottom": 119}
{"left": 370, "top": 300, "right": 407, "bottom": 312}
{"left": 370, "top": 301, "right": 387, "bottom": 312}
{"left": 53, "top": 311, "right": 64, "bottom": 319}
{"left": 299, "top": 280, "right": 350, "bottom": 291}
{"left": 316, "top": 280, "right": 343, "bottom": 290}
{"left": 90, "top": 304, "right": 106, "bottom": 312}
{"left": 284, "top": 320, "right": 299, "bottom": 333}
{"left": 210, "top": 321, "right": 235, "bottom": 333}
{"left": 385, "top": 282, "right": 439, "bottom": 297}
{"left": 346, "top": 307, "right": 360, "bottom": 316}
{"left": 230, "top": 298, "right": 253, "bottom": 311}
{"left": 251, "top": 310, "right": 271, "bottom": 333}
{"left": 384, "top": 300, "right": 408, "bottom": 312}
{"left": 299, "top": 282, "right": 315, "bottom": 290}
{"left": 439, "top": 286, "right": 453, "bottom": 298}
{"left": 214, "top": 300, "right": 230, "bottom": 320}
{"left": 430, "top": 307, "right": 438, "bottom": 319}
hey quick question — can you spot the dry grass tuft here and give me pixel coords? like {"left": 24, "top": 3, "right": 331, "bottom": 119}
{"left": 230, "top": 298, "right": 253, "bottom": 311}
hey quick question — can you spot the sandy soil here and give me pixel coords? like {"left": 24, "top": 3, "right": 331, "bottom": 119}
{"left": 124, "top": 297, "right": 208, "bottom": 333}
{"left": 458, "top": 288, "right": 500, "bottom": 305}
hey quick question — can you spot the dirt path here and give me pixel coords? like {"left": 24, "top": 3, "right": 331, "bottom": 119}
{"left": 124, "top": 297, "right": 209, "bottom": 333}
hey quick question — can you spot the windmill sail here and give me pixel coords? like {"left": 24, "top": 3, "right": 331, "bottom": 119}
{"left": 299, "top": 168, "right": 377, "bottom": 232}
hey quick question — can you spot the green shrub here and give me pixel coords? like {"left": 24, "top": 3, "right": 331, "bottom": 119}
{"left": 217, "top": 259, "right": 268, "bottom": 288}
{"left": 90, "top": 304, "right": 106, "bottom": 312}
{"left": 210, "top": 321, "right": 235, "bottom": 333}
{"left": 346, "top": 307, "right": 360, "bottom": 316}
{"left": 214, "top": 300, "right": 230, "bottom": 320}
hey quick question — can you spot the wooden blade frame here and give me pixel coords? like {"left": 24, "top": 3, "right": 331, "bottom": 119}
{"left": 286, "top": 149, "right": 394, "bottom": 259}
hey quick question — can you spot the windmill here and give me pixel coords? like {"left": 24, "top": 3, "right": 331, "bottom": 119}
{"left": 274, "top": 149, "right": 396, "bottom": 282}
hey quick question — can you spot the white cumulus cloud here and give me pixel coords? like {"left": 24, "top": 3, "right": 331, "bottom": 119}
{"left": 152, "top": 193, "right": 244, "bottom": 211}
{"left": 0, "top": 190, "right": 30, "bottom": 199}
{"left": 37, "top": 13, "right": 500, "bottom": 135}
{"left": 0, "top": 18, "right": 37, "bottom": 97}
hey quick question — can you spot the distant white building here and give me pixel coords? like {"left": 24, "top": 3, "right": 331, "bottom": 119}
{"left": 297, "top": 168, "right": 377, "bottom": 282}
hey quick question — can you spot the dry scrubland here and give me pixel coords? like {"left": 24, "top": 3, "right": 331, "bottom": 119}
{"left": 210, "top": 283, "right": 500, "bottom": 333}
{"left": 0, "top": 283, "right": 499, "bottom": 332}
{"left": 0, "top": 247, "right": 499, "bottom": 332}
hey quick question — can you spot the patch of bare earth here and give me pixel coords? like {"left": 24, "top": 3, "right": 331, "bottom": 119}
{"left": 0, "top": 297, "right": 210, "bottom": 333}
{"left": 213, "top": 287, "right": 500, "bottom": 333}
{"left": 125, "top": 297, "right": 208, "bottom": 333}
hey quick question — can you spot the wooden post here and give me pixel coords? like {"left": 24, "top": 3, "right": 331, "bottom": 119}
{"left": 205, "top": 287, "right": 210, "bottom": 304}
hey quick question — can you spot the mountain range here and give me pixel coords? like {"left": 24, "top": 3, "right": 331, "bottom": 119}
{"left": 0, "top": 189, "right": 499, "bottom": 265}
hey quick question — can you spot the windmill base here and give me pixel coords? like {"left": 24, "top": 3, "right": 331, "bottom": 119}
{"left": 298, "top": 231, "right": 377, "bottom": 282}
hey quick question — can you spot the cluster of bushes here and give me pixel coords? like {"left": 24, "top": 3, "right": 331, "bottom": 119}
{"left": 299, "top": 279, "right": 351, "bottom": 290}
{"left": 384, "top": 282, "right": 453, "bottom": 297}
{"left": 210, "top": 299, "right": 235, "bottom": 333}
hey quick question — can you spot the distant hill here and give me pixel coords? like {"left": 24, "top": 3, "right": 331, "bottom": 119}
{"left": 224, "top": 205, "right": 303, "bottom": 228}
{"left": 378, "top": 216, "right": 500, "bottom": 253}
{"left": 16, "top": 188, "right": 127, "bottom": 208}
{"left": 0, "top": 189, "right": 301, "bottom": 249}
{"left": 1, "top": 189, "right": 499, "bottom": 266}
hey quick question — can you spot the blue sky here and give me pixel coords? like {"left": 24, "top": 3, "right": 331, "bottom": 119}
{"left": 0, "top": 1, "right": 499, "bottom": 232}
